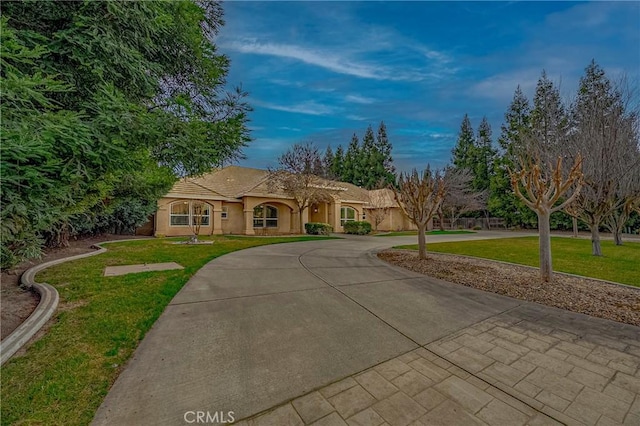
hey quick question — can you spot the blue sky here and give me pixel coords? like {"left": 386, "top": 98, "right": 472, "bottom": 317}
{"left": 217, "top": 1, "right": 640, "bottom": 173}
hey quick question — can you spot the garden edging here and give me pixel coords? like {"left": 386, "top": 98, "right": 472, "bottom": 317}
{"left": 0, "top": 238, "right": 153, "bottom": 365}
{"left": 386, "top": 248, "right": 639, "bottom": 290}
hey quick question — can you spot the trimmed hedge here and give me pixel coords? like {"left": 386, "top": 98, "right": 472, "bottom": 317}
{"left": 305, "top": 222, "right": 333, "bottom": 235}
{"left": 343, "top": 221, "right": 372, "bottom": 235}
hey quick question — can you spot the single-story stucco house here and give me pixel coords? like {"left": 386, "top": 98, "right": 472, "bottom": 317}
{"left": 147, "top": 166, "right": 418, "bottom": 237}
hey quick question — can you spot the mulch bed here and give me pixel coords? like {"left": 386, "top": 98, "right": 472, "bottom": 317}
{"left": 378, "top": 249, "right": 640, "bottom": 327}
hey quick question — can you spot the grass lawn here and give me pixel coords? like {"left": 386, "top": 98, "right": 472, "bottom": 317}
{"left": 377, "top": 230, "right": 476, "bottom": 237}
{"left": 1, "top": 235, "right": 332, "bottom": 426}
{"left": 395, "top": 236, "right": 640, "bottom": 286}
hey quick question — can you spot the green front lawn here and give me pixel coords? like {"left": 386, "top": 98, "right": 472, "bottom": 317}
{"left": 395, "top": 236, "right": 640, "bottom": 286}
{"left": 377, "top": 230, "right": 476, "bottom": 237}
{"left": 1, "top": 235, "right": 332, "bottom": 426}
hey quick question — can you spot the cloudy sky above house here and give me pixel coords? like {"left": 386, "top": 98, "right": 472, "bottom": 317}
{"left": 217, "top": 1, "right": 639, "bottom": 173}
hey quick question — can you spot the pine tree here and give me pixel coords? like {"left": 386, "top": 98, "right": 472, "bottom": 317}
{"left": 488, "top": 87, "right": 537, "bottom": 228}
{"left": 374, "top": 121, "right": 397, "bottom": 187}
{"left": 342, "top": 133, "right": 361, "bottom": 185}
{"left": 452, "top": 114, "right": 476, "bottom": 170}
{"left": 473, "top": 117, "right": 496, "bottom": 192}
{"left": 331, "top": 145, "right": 345, "bottom": 180}
{"left": 498, "top": 86, "right": 531, "bottom": 159}
{"left": 360, "top": 125, "right": 376, "bottom": 188}
{"left": 323, "top": 145, "right": 334, "bottom": 178}
{"left": 530, "top": 70, "right": 567, "bottom": 156}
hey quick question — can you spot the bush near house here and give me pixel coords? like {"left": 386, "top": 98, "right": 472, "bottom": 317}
{"left": 343, "top": 221, "right": 372, "bottom": 235}
{"left": 305, "top": 222, "right": 333, "bottom": 235}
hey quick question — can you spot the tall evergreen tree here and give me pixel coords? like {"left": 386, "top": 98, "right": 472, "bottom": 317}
{"left": 342, "top": 133, "right": 361, "bottom": 185}
{"left": 331, "top": 145, "right": 345, "bottom": 181}
{"left": 488, "top": 87, "right": 537, "bottom": 228}
{"left": 473, "top": 117, "right": 496, "bottom": 192}
{"left": 530, "top": 70, "right": 568, "bottom": 155}
{"left": 498, "top": 86, "right": 531, "bottom": 159}
{"left": 374, "top": 121, "right": 397, "bottom": 187}
{"left": 323, "top": 145, "right": 334, "bottom": 178}
{"left": 451, "top": 114, "right": 476, "bottom": 170}
{"left": 360, "top": 125, "right": 377, "bottom": 188}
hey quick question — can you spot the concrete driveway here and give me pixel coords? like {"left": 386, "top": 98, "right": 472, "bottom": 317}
{"left": 93, "top": 232, "right": 640, "bottom": 425}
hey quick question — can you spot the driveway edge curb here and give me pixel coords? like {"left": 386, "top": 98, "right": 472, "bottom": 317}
{"left": 0, "top": 238, "right": 152, "bottom": 365}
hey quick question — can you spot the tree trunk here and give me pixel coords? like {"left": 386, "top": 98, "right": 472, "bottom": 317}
{"left": 417, "top": 222, "right": 427, "bottom": 260}
{"left": 613, "top": 229, "right": 623, "bottom": 246}
{"left": 572, "top": 217, "right": 578, "bottom": 238}
{"left": 590, "top": 225, "right": 603, "bottom": 256}
{"left": 438, "top": 210, "right": 444, "bottom": 231}
{"left": 538, "top": 212, "right": 553, "bottom": 283}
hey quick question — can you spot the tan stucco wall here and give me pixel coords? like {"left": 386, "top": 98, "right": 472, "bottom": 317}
{"left": 334, "top": 203, "right": 363, "bottom": 233}
{"left": 156, "top": 197, "right": 302, "bottom": 236}
{"left": 364, "top": 207, "right": 421, "bottom": 232}
{"left": 221, "top": 202, "right": 244, "bottom": 234}
{"left": 243, "top": 196, "right": 298, "bottom": 234}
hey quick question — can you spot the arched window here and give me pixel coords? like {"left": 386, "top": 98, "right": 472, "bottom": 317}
{"left": 253, "top": 204, "right": 278, "bottom": 228}
{"left": 170, "top": 201, "right": 210, "bottom": 226}
{"left": 340, "top": 206, "right": 356, "bottom": 225}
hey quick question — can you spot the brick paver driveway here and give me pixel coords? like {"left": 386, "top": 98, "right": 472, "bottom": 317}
{"left": 93, "top": 232, "right": 640, "bottom": 426}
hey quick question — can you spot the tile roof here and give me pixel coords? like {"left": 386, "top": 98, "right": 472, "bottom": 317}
{"left": 165, "top": 166, "right": 376, "bottom": 204}
{"left": 191, "top": 165, "right": 269, "bottom": 198}
{"left": 365, "top": 188, "right": 399, "bottom": 208}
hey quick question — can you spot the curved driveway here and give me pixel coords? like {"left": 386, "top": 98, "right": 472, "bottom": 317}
{"left": 92, "top": 232, "right": 548, "bottom": 425}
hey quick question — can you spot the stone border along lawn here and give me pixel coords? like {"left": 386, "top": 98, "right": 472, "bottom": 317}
{"left": 393, "top": 236, "right": 640, "bottom": 287}
{"left": 0, "top": 235, "right": 334, "bottom": 426}
{"left": 380, "top": 236, "right": 640, "bottom": 327}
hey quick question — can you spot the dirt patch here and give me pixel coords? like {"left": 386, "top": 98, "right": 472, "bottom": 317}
{"left": 1, "top": 234, "right": 147, "bottom": 340}
{"left": 378, "top": 250, "right": 640, "bottom": 327}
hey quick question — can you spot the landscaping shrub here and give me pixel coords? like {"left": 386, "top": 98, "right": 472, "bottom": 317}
{"left": 305, "top": 222, "right": 333, "bottom": 235}
{"left": 472, "top": 226, "right": 482, "bottom": 230}
{"left": 343, "top": 221, "right": 372, "bottom": 235}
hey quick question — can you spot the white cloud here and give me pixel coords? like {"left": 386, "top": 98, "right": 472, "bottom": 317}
{"left": 468, "top": 69, "right": 540, "bottom": 102}
{"left": 345, "top": 94, "right": 376, "bottom": 104}
{"left": 221, "top": 39, "right": 425, "bottom": 81}
{"left": 253, "top": 99, "right": 339, "bottom": 116}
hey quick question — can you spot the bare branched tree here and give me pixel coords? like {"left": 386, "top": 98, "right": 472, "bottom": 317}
{"left": 509, "top": 155, "right": 583, "bottom": 282}
{"left": 567, "top": 64, "right": 639, "bottom": 255}
{"left": 366, "top": 189, "right": 393, "bottom": 231}
{"left": 440, "top": 168, "right": 487, "bottom": 230}
{"left": 268, "top": 142, "right": 335, "bottom": 233}
{"left": 188, "top": 200, "right": 209, "bottom": 242}
{"left": 392, "top": 167, "right": 446, "bottom": 259}
{"left": 604, "top": 183, "right": 640, "bottom": 245}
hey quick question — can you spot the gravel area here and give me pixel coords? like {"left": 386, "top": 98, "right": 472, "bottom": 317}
{"left": 378, "top": 249, "right": 640, "bottom": 327}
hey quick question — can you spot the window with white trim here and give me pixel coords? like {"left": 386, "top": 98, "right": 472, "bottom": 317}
{"left": 191, "top": 202, "right": 210, "bottom": 226}
{"left": 340, "top": 206, "right": 356, "bottom": 225}
{"left": 253, "top": 204, "right": 278, "bottom": 228}
{"left": 221, "top": 206, "right": 228, "bottom": 219}
{"left": 170, "top": 202, "right": 190, "bottom": 226}
{"left": 169, "top": 201, "right": 210, "bottom": 226}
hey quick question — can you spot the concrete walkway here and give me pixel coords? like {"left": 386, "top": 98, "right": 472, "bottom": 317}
{"left": 93, "top": 232, "right": 640, "bottom": 426}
